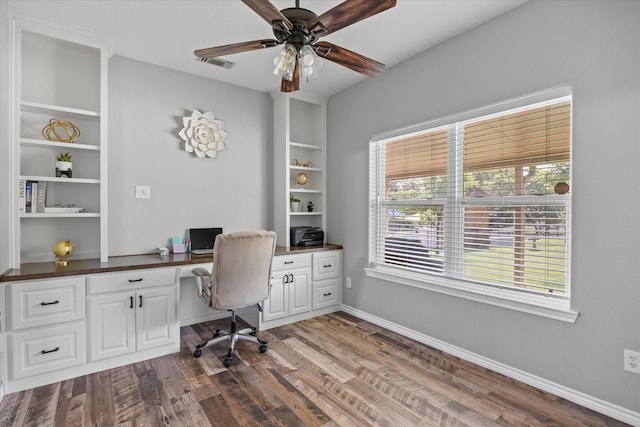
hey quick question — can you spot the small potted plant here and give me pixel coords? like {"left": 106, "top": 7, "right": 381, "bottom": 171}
{"left": 56, "top": 152, "right": 72, "bottom": 178}
{"left": 290, "top": 193, "right": 301, "bottom": 212}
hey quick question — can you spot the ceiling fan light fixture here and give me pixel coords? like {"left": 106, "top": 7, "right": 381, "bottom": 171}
{"left": 301, "top": 47, "right": 322, "bottom": 80}
{"left": 273, "top": 43, "right": 297, "bottom": 81}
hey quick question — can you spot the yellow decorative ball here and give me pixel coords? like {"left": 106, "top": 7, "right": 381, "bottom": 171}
{"left": 52, "top": 240, "right": 73, "bottom": 266}
{"left": 295, "top": 172, "right": 308, "bottom": 186}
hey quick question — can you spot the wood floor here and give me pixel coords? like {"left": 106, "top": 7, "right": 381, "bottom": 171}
{"left": 0, "top": 312, "right": 629, "bottom": 426}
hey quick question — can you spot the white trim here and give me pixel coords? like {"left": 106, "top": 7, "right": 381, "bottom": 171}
{"left": 370, "top": 86, "right": 572, "bottom": 143}
{"left": 365, "top": 266, "right": 578, "bottom": 323}
{"left": 340, "top": 304, "right": 640, "bottom": 426}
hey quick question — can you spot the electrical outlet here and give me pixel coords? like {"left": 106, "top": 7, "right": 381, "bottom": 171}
{"left": 346, "top": 276, "right": 352, "bottom": 288}
{"left": 624, "top": 349, "right": 640, "bottom": 374}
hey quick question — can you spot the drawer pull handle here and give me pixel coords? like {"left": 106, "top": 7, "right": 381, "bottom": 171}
{"left": 289, "top": 273, "right": 294, "bottom": 282}
{"left": 139, "top": 295, "right": 143, "bottom": 308}
{"left": 40, "top": 300, "right": 60, "bottom": 306}
{"left": 323, "top": 292, "right": 332, "bottom": 297}
{"left": 284, "top": 261, "right": 294, "bottom": 264}
{"left": 128, "top": 278, "right": 143, "bottom": 283}
{"left": 323, "top": 264, "right": 332, "bottom": 268}
{"left": 41, "top": 347, "right": 60, "bottom": 355}
{"left": 130, "top": 296, "right": 134, "bottom": 309}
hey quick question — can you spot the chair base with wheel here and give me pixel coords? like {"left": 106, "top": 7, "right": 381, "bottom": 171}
{"left": 192, "top": 308, "right": 267, "bottom": 367}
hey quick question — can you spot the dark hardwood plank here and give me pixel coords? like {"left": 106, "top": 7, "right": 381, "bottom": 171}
{"left": 0, "top": 312, "right": 631, "bottom": 427}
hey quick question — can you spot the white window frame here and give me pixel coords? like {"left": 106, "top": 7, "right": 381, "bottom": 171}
{"left": 365, "top": 87, "right": 578, "bottom": 322}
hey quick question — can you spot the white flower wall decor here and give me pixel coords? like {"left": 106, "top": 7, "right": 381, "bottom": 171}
{"left": 179, "top": 110, "right": 229, "bottom": 158}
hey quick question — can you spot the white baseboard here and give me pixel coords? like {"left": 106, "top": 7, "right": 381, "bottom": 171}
{"left": 340, "top": 304, "right": 640, "bottom": 426}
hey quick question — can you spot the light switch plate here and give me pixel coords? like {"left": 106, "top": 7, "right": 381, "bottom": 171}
{"left": 135, "top": 185, "right": 151, "bottom": 199}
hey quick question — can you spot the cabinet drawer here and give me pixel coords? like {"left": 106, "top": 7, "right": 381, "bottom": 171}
{"left": 312, "top": 251, "right": 340, "bottom": 281}
{"left": 9, "top": 277, "right": 85, "bottom": 330}
{"left": 272, "top": 253, "right": 311, "bottom": 271}
{"left": 313, "top": 279, "right": 339, "bottom": 310}
{"left": 9, "top": 321, "right": 85, "bottom": 380}
{"left": 87, "top": 268, "right": 177, "bottom": 295}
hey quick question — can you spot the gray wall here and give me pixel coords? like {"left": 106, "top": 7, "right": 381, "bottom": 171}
{"left": 327, "top": 0, "right": 640, "bottom": 413}
{"left": 108, "top": 56, "right": 273, "bottom": 255}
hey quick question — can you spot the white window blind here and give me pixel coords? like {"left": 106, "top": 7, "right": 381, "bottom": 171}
{"left": 370, "top": 95, "right": 571, "bottom": 297}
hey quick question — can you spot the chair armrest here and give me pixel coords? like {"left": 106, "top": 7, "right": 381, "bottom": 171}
{"left": 192, "top": 267, "right": 210, "bottom": 277}
{"left": 192, "top": 268, "right": 211, "bottom": 297}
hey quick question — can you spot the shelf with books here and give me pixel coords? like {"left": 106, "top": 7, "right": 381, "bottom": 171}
{"left": 20, "top": 212, "right": 100, "bottom": 218}
{"left": 11, "top": 19, "right": 110, "bottom": 264}
{"left": 19, "top": 175, "right": 100, "bottom": 184}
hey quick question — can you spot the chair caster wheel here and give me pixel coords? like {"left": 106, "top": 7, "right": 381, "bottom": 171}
{"left": 223, "top": 357, "right": 233, "bottom": 367}
{"left": 193, "top": 349, "right": 202, "bottom": 358}
{"left": 259, "top": 345, "right": 267, "bottom": 353}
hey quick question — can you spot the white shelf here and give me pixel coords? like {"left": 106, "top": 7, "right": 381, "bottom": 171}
{"left": 20, "top": 138, "right": 100, "bottom": 151}
{"left": 290, "top": 165, "right": 322, "bottom": 172}
{"left": 20, "top": 175, "right": 100, "bottom": 184}
{"left": 12, "top": 17, "right": 111, "bottom": 266}
{"left": 290, "top": 141, "right": 322, "bottom": 151}
{"left": 20, "top": 212, "right": 100, "bottom": 218}
{"left": 291, "top": 212, "right": 323, "bottom": 216}
{"left": 20, "top": 100, "right": 100, "bottom": 118}
{"left": 289, "top": 188, "right": 321, "bottom": 193}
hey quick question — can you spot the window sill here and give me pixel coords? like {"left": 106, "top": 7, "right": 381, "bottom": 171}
{"left": 364, "top": 266, "right": 579, "bottom": 323}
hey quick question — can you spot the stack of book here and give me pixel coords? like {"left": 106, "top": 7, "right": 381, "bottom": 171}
{"left": 18, "top": 180, "right": 84, "bottom": 214}
{"left": 18, "top": 180, "right": 47, "bottom": 213}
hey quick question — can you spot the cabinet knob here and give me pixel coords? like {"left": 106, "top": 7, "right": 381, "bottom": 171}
{"left": 41, "top": 347, "right": 60, "bottom": 354}
{"left": 40, "top": 300, "right": 60, "bottom": 306}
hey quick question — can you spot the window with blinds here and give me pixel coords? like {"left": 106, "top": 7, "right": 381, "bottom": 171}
{"left": 369, "top": 95, "right": 571, "bottom": 297}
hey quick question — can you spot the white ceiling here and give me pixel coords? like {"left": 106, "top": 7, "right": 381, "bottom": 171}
{"left": 7, "top": 0, "right": 527, "bottom": 98}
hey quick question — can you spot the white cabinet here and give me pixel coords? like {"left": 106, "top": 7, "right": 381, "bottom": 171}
{"left": 11, "top": 17, "right": 111, "bottom": 265}
{"left": 259, "top": 250, "right": 341, "bottom": 330}
{"left": 6, "top": 277, "right": 86, "bottom": 380}
{"left": 312, "top": 250, "right": 341, "bottom": 310}
{"left": 273, "top": 92, "right": 327, "bottom": 247}
{"left": 87, "top": 269, "right": 178, "bottom": 362}
{"left": 263, "top": 254, "right": 311, "bottom": 322}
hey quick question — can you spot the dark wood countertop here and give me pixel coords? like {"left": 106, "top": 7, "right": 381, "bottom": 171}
{"left": 0, "top": 244, "right": 342, "bottom": 283}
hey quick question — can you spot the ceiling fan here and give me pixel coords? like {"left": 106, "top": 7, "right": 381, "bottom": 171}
{"left": 194, "top": 0, "right": 397, "bottom": 92}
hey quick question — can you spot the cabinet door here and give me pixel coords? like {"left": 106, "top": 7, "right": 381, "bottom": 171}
{"left": 87, "top": 293, "right": 135, "bottom": 361}
{"left": 263, "top": 272, "right": 288, "bottom": 322}
{"left": 136, "top": 287, "right": 177, "bottom": 351}
{"left": 289, "top": 269, "right": 311, "bottom": 316}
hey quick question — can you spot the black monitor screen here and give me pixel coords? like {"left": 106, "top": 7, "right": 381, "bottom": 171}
{"left": 189, "top": 227, "right": 223, "bottom": 250}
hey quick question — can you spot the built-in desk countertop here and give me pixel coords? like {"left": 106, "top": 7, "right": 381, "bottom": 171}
{"left": 0, "top": 244, "right": 342, "bottom": 283}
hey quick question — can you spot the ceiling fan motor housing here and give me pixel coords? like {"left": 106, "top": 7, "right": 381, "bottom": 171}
{"left": 273, "top": 7, "right": 319, "bottom": 48}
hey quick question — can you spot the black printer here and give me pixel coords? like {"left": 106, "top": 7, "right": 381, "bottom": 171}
{"left": 290, "top": 226, "right": 324, "bottom": 246}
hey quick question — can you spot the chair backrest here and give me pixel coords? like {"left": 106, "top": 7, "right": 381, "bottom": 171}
{"left": 211, "top": 230, "right": 277, "bottom": 310}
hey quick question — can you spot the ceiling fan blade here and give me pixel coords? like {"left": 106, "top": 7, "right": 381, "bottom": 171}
{"left": 314, "top": 41, "right": 385, "bottom": 77}
{"left": 307, "top": 0, "right": 396, "bottom": 36}
{"left": 281, "top": 60, "right": 300, "bottom": 92}
{"left": 241, "top": 0, "right": 293, "bottom": 32}
{"left": 195, "top": 39, "right": 280, "bottom": 59}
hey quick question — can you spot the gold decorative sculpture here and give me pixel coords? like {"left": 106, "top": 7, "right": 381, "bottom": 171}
{"left": 52, "top": 240, "right": 73, "bottom": 266}
{"left": 42, "top": 119, "right": 80, "bottom": 143}
{"left": 295, "top": 172, "right": 308, "bottom": 186}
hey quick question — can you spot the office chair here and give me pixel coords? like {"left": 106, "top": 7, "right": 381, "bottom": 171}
{"left": 191, "top": 230, "right": 277, "bottom": 367}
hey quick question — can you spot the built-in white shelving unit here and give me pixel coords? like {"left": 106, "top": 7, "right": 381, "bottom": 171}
{"left": 273, "top": 92, "right": 327, "bottom": 247}
{"left": 10, "top": 17, "right": 111, "bottom": 265}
